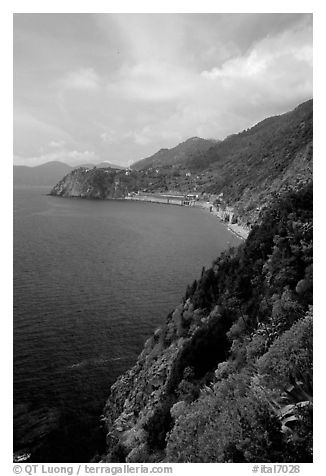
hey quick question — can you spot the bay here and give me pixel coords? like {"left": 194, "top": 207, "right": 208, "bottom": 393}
{"left": 13, "top": 186, "right": 240, "bottom": 462}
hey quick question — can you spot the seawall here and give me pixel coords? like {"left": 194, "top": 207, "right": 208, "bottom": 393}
{"left": 125, "top": 194, "right": 250, "bottom": 240}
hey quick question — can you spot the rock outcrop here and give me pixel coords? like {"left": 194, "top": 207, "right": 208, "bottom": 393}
{"left": 50, "top": 167, "right": 122, "bottom": 199}
{"left": 102, "top": 300, "right": 230, "bottom": 462}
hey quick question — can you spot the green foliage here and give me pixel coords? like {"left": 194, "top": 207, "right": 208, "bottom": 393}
{"left": 270, "top": 288, "right": 305, "bottom": 333}
{"left": 164, "top": 184, "right": 313, "bottom": 462}
{"left": 283, "top": 404, "right": 313, "bottom": 462}
{"left": 166, "top": 372, "right": 285, "bottom": 462}
{"left": 177, "top": 308, "right": 232, "bottom": 379}
{"left": 100, "top": 156, "right": 313, "bottom": 463}
{"left": 257, "top": 313, "right": 313, "bottom": 392}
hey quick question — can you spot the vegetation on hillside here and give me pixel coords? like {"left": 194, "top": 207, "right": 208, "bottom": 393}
{"left": 49, "top": 100, "right": 313, "bottom": 463}
{"left": 164, "top": 182, "right": 313, "bottom": 462}
{"left": 130, "top": 137, "right": 216, "bottom": 171}
{"left": 52, "top": 100, "right": 312, "bottom": 228}
{"left": 103, "top": 181, "right": 312, "bottom": 463}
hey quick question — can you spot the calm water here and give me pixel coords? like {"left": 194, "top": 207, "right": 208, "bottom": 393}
{"left": 13, "top": 186, "right": 240, "bottom": 462}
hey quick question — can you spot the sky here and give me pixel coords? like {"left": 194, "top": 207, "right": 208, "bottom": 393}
{"left": 13, "top": 13, "right": 313, "bottom": 167}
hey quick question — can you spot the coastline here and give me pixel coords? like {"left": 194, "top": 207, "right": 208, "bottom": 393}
{"left": 226, "top": 222, "right": 250, "bottom": 240}
{"left": 194, "top": 201, "right": 250, "bottom": 240}
{"left": 50, "top": 191, "right": 251, "bottom": 241}
{"left": 125, "top": 194, "right": 250, "bottom": 240}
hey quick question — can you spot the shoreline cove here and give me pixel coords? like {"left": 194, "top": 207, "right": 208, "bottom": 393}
{"left": 125, "top": 195, "right": 250, "bottom": 241}
{"left": 15, "top": 187, "right": 241, "bottom": 462}
{"left": 49, "top": 191, "right": 250, "bottom": 241}
{"left": 194, "top": 201, "right": 250, "bottom": 240}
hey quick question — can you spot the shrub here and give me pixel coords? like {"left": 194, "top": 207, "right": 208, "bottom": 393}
{"left": 166, "top": 373, "right": 284, "bottom": 462}
{"left": 257, "top": 313, "right": 312, "bottom": 391}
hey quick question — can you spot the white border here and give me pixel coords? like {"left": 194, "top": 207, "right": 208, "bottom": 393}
{"left": 3, "top": 2, "right": 324, "bottom": 473}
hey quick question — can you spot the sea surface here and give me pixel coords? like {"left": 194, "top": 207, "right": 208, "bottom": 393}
{"left": 13, "top": 186, "right": 240, "bottom": 462}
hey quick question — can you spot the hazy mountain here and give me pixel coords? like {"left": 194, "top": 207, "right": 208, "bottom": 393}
{"left": 13, "top": 161, "right": 74, "bottom": 186}
{"left": 96, "top": 161, "right": 125, "bottom": 170}
{"left": 13, "top": 160, "right": 125, "bottom": 186}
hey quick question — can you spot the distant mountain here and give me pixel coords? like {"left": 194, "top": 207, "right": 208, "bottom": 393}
{"left": 131, "top": 137, "right": 216, "bottom": 171}
{"left": 50, "top": 99, "right": 312, "bottom": 226}
{"left": 13, "top": 160, "right": 125, "bottom": 186}
{"left": 79, "top": 161, "right": 125, "bottom": 170}
{"left": 13, "top": 161, "right": 74, "bottom": 186}
{"left": 96, "top": 162, "right": 125, "bottom": 170}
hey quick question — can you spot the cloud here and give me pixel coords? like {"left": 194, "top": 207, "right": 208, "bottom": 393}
{"left": 14, "top": 109, "right": 71, "bottom": 157}
{"left": 107, "top": 61, "right": 195, "bottom": 103}
{"left": 202, "top": 25, "right": 312, "bottom": 81}
{"left": 100, "top": 130, "right": 118, "bottom": 144}
{"left": 108, "top": 20, "right": 312, "bottom": 146}
{"left": 14, "top": 14, "right": 312, "bottom": 166}
{"left": 49, "top": 140, "right": 66, "bottom": 148}
{"left": 60, "top": 68, "right": 100, "bottom": 90}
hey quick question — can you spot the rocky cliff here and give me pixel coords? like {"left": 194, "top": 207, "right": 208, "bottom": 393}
{"left": 102, "top": 299, "right": 230, "bottom": 462}
{"left": 50, "top": 167, "right": 142, "bottom": 199}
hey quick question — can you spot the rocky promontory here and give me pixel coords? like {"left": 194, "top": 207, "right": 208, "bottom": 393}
{"left": 50, "top": 167, "right": 127, "bottom": 199}
{"left": 102, "top": 298, "right": 230, "bottom": 462}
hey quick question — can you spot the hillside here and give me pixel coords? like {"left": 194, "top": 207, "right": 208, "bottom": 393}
{"left": 47, "top": 99, "right": 313, "bottom": 463}
{"left": 51, "top": 100, "right": 312, "bottom": 228}
{"left": 101, "top": 183, "right": 313, "bottom": 463}
{"left": 130, "top": 137, "right": 217, "bottom": 171}
{"left": 50, "top": 167, "right": 150, "bottom": 199}
{"left": 131, "top": 100, "right": 313, "bottom": 224}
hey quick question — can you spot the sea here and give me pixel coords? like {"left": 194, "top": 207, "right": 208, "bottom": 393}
{"left": 13, "top": 186, "right": 241, "bottom": 462}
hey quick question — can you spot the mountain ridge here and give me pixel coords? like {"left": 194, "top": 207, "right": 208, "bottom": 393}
{"left": 50, "top": 99, "right": 312, "bottom": 227}
{"left": 13, "top": 160, "right": 124, "bottom": 186}
{"left": 131, "top": 137, "right": 217, "bottom": 171}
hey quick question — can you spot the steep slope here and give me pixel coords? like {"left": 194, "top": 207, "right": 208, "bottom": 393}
{"left": 50, "top": 167, "right": 149, "bottom": 199}
{"left": 130, "top": 137, "right": 217, "bottom": 171}
{"left": 51, "top": 100, "right": 312, "bottom": 229}
{"left": 129, "top": 100, "right": 313, "bottom": 224}
{"left": 101, "top": 183, "right": 313, "bottom": 463}
{"left": 199, "top": 99, "right": 313, "bottom": 219}
{"left": 131, "top": 101, "right": 312, "bottom": 177}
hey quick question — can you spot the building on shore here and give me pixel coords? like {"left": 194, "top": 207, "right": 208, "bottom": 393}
{"left": 126, "top": 192, "right": 198, "bottom": 206}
